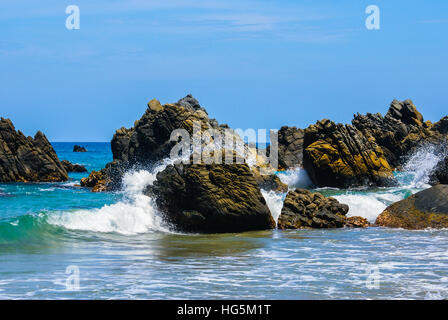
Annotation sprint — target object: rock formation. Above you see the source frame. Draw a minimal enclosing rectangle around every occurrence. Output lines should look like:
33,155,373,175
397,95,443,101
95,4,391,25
277,189,349,229
303,119,394,188
376,184,448,229
0,118,68,182
276,126,304,170
80,168,109,192
86,95,279,192
146,158,275,233
352,99,446,168
430,156,448,185
73,145,87,152
345,216,370,228
61,160,87,173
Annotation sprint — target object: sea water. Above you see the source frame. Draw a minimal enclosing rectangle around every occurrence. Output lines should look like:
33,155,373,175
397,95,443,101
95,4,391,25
0,143,447,299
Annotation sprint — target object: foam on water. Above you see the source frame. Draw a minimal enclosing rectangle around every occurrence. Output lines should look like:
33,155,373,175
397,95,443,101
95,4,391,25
47,160,176,235
261,190,285,224
333,193,402,223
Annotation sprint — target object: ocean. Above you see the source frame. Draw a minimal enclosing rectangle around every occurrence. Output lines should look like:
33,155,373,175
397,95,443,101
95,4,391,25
0,142,447,299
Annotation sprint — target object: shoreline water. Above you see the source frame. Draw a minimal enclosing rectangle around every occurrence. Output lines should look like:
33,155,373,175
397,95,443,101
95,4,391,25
0,142,447,299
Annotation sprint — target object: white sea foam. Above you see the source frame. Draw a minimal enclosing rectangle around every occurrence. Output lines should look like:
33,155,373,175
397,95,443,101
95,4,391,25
333,193,403,223
261,190,285,224
48,160,177,235
399,143,447,189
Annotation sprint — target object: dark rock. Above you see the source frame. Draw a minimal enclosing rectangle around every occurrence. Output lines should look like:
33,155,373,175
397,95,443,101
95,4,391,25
303,119,394,188
345,216,370,228
73,145,87,152
276,126,304,170
430,157,448,184
0,118,68,182
277,189,349,229
432,116,448,135
61,160,87,173
376,184,448,229
147,159,275,233
352,99,445,168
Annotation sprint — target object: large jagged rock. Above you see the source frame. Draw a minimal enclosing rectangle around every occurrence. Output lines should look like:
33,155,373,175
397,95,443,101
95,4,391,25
352,99,446,168
111,95,219,164
276,126,304,170
0,118,68,182
86,95,278,192
146,160,276,233
376,184,448,229
303,119,394,188
277,188,349,229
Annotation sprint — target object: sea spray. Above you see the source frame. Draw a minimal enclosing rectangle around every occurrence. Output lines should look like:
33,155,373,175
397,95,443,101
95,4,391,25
277,167,313,189
398,143,447,189
47,159,177,235
261,190,285,224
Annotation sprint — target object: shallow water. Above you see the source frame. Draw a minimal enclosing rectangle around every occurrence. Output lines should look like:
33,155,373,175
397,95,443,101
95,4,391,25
0,143,447,299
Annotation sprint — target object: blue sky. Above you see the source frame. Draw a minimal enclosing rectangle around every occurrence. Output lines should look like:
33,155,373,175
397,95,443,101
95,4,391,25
0,0,447,141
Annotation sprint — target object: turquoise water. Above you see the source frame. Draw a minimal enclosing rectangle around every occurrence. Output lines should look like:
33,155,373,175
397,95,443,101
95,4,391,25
0,143,447,299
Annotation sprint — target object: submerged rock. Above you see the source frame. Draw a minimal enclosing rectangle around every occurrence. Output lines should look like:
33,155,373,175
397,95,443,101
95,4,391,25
303,119,394,188
277,189,349,229
345,216,370,228
147,159,275,233
376,184,448,229
0,118,68,182
61,160,87,173
73,145,87,152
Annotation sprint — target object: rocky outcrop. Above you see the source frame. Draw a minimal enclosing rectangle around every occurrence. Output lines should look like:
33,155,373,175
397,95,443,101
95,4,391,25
276,126,304,170
111,95,218,165
345,216,370,228
303,119,394,188
61,160,87,173
277,189,349,229
0,118,68,182
352,99,446,168
430,157,448,184
80,168,109,192
376,184,448,229
73,145,87,152
146,159,275,233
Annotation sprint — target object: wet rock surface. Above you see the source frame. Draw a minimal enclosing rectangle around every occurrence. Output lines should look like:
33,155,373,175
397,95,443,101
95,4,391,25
303,119,394,188
376,184,448,229
277,189,349,229
345,216,370,228
146,161,276,233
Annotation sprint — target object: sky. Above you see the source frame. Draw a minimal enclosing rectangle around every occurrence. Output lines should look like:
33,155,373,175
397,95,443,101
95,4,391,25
0,0,447,141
